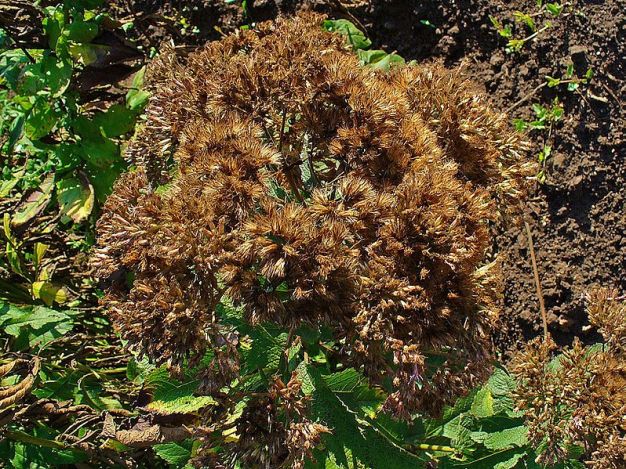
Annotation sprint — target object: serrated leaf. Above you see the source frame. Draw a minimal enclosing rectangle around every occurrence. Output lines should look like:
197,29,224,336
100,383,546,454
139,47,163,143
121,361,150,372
241,324,288,373
144,367,216,415
471,387,494,418
301,365,425,469
0,302,74,349
323,19,371,50
154,440,193,467
470,426,528,450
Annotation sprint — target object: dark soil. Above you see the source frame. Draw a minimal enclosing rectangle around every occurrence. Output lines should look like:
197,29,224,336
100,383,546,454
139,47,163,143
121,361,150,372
109,0,625,350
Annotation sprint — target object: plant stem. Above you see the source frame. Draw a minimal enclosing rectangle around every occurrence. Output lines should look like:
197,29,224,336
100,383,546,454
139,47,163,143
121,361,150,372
525,221,548,339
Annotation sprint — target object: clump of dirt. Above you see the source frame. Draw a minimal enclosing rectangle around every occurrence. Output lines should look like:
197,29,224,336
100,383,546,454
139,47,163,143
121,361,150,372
108,0,625,350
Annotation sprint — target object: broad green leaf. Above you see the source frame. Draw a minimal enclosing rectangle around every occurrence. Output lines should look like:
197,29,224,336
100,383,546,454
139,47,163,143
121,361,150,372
57,176,95,223
471,387,494,418
79,377,123,411
357,50,405,70
68,43,109,65
94,104,136,137
240,324,288,373
85,160,126,202
301,365,426,469
470,426,528,450
0,302,74,349
24,99,59,140
43,7,65,50
79,135,120,167
154,440,193,467
144,367,217,415
41,55,72,97
323,19,372,50
65,20,99,43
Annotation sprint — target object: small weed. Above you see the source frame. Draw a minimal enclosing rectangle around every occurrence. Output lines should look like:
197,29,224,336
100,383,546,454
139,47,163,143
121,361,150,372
491,2,565,53
546,63,593,91
514,99,563,182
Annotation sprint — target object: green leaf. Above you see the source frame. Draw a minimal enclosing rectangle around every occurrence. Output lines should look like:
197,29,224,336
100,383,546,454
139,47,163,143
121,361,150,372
546,3,563,16
144,367,217,415
301,365,425,469
471,387,494,418
357,50,405,71
323,19,372,50
41,54,72,97
94,104,137,138
241,324,288,373
0,302,74,349
545,76,560,87
470,426,528,450
57,175,95,223
65,20,99,43
79,377,123,411
85,160,125,203
126,67,150,111
24,99,59,140
154,440,193,467
43,7,65,50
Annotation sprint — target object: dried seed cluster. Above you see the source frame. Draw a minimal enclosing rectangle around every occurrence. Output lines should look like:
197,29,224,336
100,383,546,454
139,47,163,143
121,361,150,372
511,289,626,468
93,14,533,417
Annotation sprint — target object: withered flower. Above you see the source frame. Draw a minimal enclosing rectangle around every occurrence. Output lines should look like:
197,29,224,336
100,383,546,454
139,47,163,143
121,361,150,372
511,290,626,468
93,13,532,420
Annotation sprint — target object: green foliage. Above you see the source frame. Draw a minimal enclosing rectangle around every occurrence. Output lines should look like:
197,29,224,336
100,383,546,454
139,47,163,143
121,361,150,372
323,19,404,71
490,3,563,53
513,98,563,183
143,366,217,415
0,1,147,208
0,301,74,350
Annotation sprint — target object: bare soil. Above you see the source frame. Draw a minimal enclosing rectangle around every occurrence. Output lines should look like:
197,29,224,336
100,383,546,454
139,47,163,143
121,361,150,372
109,0,626,350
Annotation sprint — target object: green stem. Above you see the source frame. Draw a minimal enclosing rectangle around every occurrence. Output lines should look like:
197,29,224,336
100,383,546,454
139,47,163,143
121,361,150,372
4,430,67,450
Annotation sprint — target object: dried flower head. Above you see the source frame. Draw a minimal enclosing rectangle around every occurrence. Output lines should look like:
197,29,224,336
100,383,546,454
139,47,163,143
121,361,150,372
511,290,626,467
93,13,533,417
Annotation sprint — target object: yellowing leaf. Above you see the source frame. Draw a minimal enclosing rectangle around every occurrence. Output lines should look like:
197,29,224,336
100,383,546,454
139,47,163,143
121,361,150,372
31,281,68,306
12,174,55,227
57,175,94,223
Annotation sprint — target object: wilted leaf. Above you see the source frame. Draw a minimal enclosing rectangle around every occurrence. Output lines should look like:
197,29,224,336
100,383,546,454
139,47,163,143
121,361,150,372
31,281,68,306
57,175,95,223
12,174,55,227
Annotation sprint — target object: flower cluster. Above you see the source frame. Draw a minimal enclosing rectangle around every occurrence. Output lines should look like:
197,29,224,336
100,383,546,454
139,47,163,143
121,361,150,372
92,13,533,418
511,289,625,468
